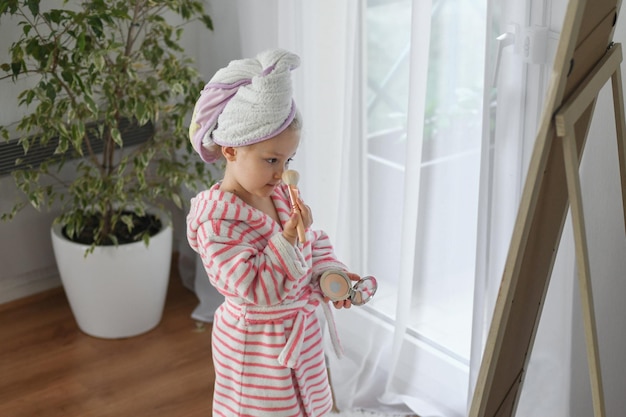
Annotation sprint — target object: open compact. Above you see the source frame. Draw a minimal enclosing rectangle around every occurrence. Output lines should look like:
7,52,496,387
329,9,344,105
319,270,378,306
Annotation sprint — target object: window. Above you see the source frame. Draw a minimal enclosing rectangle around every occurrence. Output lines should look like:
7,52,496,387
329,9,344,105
324,0,560,413
365,0,487,364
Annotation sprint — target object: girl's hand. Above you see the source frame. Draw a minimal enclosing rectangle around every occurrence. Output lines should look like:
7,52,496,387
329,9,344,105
327,272,361,309
282,197,313,246
282,212,301,246
296,197,313,230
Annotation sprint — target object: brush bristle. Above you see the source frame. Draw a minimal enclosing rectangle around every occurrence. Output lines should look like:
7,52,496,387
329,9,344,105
282,170,300,185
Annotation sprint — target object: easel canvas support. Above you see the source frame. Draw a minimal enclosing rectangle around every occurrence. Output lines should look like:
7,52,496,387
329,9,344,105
469,0,625,416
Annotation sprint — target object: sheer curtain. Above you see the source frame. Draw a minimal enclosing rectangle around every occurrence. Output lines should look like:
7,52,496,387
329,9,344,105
325,0,453,415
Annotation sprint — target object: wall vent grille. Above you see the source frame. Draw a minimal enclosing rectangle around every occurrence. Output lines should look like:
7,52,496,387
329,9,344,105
0,118,154,176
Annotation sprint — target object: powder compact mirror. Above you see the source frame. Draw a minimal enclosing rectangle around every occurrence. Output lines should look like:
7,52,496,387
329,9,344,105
319,270,378,306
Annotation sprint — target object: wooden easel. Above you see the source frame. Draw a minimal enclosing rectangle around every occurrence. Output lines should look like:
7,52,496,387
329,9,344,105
469,0,626,416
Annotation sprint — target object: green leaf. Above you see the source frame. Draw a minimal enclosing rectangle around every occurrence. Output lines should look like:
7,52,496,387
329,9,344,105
11,61,22,77
77,32,86,51
87,16,103,37
110,127,122,147
142,233,150,247
61,69,73,83
25,0,39,17
200,14,214,31
45,82,56,101
46,9,63,24
93,54,105,71
108,234,119,246
85,95,97,115
120,214,134,231
71,122,85,154
55,135,69,154
17,136,30,154
136,101,147,125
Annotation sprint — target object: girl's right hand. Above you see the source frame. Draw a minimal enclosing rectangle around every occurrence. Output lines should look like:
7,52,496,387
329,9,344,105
296,197,313,230
283,198,313,245
282,212,301,246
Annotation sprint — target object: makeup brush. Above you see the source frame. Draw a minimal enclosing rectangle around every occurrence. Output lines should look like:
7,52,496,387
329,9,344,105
282,169,307,243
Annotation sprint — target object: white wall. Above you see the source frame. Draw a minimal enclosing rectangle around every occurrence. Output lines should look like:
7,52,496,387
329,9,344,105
0,0,240,304
0,7,64,302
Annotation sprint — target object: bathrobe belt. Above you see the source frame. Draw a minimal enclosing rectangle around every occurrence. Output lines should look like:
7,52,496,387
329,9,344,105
225,291,343,369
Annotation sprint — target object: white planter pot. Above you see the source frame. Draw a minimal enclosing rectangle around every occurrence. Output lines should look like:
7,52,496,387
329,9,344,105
50,210,173,339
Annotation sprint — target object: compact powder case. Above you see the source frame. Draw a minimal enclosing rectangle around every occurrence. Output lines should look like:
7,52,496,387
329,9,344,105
319,270,378,306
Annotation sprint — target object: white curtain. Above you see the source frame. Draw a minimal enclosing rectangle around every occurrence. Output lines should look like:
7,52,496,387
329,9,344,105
324,0,450,415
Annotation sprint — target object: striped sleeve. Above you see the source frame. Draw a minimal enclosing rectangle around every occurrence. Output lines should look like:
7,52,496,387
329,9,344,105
197,220,309,306
309,229,348,278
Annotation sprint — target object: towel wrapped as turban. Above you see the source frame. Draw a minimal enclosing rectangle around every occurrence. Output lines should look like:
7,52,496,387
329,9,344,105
189,49,300,163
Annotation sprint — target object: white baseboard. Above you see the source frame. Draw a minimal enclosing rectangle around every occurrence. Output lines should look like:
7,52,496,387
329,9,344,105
0,266,61,305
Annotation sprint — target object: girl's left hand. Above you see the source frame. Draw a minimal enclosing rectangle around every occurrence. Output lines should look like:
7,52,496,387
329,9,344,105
327,272,361,309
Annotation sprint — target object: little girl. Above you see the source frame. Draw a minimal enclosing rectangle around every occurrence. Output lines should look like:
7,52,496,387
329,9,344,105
186,49,359,417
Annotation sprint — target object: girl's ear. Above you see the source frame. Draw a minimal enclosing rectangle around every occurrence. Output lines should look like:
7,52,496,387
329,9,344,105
222,146,237,161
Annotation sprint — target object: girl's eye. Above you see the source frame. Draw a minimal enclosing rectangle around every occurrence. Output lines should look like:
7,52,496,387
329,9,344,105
265,157,293,165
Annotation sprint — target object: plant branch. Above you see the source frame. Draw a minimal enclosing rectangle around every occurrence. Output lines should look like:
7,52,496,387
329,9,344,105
1,0,215,247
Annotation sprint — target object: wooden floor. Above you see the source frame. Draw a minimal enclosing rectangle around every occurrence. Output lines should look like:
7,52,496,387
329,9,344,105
0,256,215,417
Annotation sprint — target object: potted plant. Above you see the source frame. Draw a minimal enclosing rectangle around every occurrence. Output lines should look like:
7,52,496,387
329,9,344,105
0,0,215,338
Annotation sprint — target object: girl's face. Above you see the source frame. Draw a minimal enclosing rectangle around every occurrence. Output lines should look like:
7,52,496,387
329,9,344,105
222,127,300,202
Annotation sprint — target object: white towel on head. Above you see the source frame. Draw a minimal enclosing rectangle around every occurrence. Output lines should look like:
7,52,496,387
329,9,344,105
188,49,300,163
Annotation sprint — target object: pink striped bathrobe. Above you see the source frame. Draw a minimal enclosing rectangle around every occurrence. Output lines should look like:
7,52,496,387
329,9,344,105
187,183,346,417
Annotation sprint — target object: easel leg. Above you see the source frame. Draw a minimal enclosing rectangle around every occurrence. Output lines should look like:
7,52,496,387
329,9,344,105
561,132,606,417
610,67,626,231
